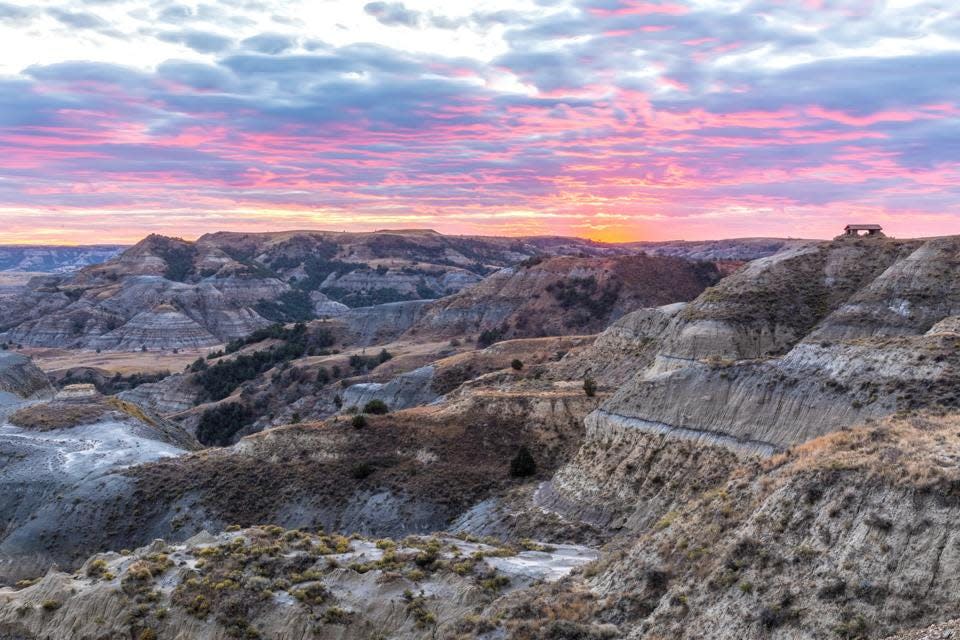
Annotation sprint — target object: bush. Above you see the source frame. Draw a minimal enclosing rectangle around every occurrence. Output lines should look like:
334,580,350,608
196,403,254,447
351,414,368,429
350,462,374,479
583,377,597,397
254,290,315,322
511,359,523,371
363,400,389,415
478,324,508,348
509,446,536,478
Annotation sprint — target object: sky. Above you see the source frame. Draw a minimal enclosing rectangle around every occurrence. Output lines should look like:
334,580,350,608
0,0,958,244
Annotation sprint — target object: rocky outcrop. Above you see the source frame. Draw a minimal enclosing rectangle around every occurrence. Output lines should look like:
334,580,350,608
552,302,686,386
0,395,198,581
341,366,439,412
341,300,433,345
0,352,51,401
320,266,482,301
118,373,199,415
310,291,349,317
588,415,960,640
89,306,219,351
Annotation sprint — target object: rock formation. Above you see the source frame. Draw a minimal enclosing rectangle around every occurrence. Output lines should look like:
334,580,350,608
410,254,722,341
0,352,52,401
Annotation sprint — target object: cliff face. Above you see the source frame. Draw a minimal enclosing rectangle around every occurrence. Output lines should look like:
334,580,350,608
0,353,51,401
586,415,960,640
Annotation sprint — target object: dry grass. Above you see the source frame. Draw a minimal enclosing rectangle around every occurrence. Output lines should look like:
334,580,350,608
9,401,110,430
767,413,960,492
23,347,214,376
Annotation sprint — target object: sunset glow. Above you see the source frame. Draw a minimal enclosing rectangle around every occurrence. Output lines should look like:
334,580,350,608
1,0,959,243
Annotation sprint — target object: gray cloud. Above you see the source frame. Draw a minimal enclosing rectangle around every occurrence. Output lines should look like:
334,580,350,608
156,29,234,53
241,33,297,54
364,1,421,28
48,7,109,29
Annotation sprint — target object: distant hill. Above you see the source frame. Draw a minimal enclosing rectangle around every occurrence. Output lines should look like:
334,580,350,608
0,230,795,351
409,254,723,341
0,245,125,273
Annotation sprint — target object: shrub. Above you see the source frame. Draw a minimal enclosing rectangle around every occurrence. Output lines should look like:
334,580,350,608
41,599,61,612
583,378,597,397
509,446,537,478
478,324,508,348
350,462,374,479
322,607,353,625
254,290,315,322
196,403,254,447
363,400,389,415
351,414,368,429
511,359,523,371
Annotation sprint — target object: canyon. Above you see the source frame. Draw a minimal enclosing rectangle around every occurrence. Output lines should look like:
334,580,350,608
0,230,959,639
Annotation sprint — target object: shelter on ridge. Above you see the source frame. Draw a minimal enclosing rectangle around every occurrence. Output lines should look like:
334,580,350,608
843,224,883,237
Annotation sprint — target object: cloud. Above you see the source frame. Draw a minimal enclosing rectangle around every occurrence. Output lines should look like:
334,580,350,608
154,29,234,53
48,7,109,30
0,2,35,23
241,33,297,54
364,1,421,28
1,0,960,242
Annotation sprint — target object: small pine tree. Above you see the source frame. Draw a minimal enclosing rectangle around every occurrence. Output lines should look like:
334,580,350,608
583,377,597,397
363,399,389,415
509,446,536,478
511,359,523,371
351,414,368,429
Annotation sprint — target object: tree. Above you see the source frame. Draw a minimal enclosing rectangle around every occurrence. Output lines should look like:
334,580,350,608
363,399,389,415
351,414,368,428
509,446,536,478
583,377,597,397
511,359,524,371
316,367,330,385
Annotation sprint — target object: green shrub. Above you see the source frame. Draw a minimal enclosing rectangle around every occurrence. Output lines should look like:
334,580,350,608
511,359,523,371
363,400,389,415
351,414,368,429
196,403,254,447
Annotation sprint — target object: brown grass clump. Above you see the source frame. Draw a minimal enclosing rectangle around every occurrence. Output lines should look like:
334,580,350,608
8,401,109,430
767,413,960,493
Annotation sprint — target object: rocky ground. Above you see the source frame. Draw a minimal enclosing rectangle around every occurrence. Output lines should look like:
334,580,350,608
0,525,597,640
